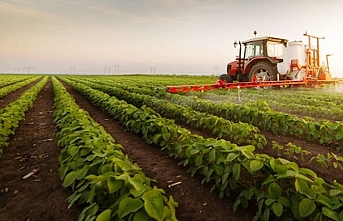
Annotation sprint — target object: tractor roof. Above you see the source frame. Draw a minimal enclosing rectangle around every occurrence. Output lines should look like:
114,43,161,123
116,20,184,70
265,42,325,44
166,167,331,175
242,36,289,44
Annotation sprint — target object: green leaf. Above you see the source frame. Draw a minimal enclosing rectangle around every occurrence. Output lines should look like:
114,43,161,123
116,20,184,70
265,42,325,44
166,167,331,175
163,133,171,141
118,197,144,219
69,145,80,157
166,195,178,221
269,182,281,199
76,166,89,180
129,179,146,197
133,210,149,221
233,163,241,181
265,199,276,206
272,202,283,217
299,198,315,217
107,177,123,194
250,160,263,172
329,189,342,196
299,168,317,178
291,196,301,219
322,207,339,221
96,209,111,221
63,171,77,187
208,149,216,162
142,190,164,220
233,199,241,212
67,193,82,209
195,154,203,167
339,211,343,221
278,197,290,207
226,152,239,162
295,179,315,199
242,148,254,159
263,208,270,221
336,133,343,140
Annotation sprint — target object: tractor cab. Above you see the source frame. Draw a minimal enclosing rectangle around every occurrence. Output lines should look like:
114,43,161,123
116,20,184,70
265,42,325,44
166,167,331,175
223,36,288,83
242,36,288,62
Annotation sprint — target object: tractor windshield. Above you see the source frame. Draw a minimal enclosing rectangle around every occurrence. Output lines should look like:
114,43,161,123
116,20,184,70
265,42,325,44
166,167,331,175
245,40,264,60
266,41,285,59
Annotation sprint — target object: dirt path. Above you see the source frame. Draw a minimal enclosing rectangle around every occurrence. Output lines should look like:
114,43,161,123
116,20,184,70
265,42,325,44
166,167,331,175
62,81,255,221
0,78,81,221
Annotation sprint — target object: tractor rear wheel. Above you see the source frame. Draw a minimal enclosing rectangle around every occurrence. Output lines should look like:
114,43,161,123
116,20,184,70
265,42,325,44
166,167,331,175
249,61,277,82
219,74,233,83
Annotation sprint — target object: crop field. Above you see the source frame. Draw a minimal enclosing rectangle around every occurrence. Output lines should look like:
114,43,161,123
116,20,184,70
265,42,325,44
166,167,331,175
1,74,343,221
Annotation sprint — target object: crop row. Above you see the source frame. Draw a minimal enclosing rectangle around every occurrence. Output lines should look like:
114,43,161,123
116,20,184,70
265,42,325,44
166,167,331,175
51,77,177,221
71,78,343,121
161,93,343,150
195,90,343,121
64,77,267,148
0,75,35,88
265,99,343,121
92,79,343,149
64,76,343,150
0,76,47,158
67,78,343,177
0,76,40,98
62,76,343,221
206,85,343,107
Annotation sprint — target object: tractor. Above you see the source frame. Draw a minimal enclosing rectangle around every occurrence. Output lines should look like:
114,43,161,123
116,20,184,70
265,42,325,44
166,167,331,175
166,32,337,93
219,31,333,83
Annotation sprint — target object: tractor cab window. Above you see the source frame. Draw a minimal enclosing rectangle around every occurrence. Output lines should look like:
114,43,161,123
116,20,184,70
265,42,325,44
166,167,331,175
254,41,263,57
267,41,285,58
245,40,264,60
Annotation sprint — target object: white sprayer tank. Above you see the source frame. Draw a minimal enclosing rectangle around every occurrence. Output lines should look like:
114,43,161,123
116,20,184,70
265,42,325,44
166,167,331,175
285,41,305,64
277,40,305,80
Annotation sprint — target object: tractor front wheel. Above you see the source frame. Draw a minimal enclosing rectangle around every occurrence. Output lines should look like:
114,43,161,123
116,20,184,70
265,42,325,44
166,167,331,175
249,62,277,82
219,74,233,83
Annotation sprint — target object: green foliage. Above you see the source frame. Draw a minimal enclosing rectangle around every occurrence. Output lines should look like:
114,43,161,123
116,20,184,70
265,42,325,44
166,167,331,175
161,92,343,150
60,76,343,221
0,76,47,158
310,152,343,172
63,76,267,148
52,77,177,221
0,76,39,98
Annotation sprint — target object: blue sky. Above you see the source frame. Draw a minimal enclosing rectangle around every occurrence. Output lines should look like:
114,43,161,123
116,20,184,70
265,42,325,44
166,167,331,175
1,0,342,77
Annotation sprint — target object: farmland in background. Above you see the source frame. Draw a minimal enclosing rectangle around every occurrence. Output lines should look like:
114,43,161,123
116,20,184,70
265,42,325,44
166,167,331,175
1,74,343,221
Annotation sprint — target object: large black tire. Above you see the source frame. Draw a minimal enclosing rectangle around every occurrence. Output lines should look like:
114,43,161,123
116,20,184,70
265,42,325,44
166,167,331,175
219,74,233,83
237,74,249,82
249,61,277,82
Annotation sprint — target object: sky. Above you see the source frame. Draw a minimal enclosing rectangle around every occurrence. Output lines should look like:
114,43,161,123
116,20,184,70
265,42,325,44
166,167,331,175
1,0,343,77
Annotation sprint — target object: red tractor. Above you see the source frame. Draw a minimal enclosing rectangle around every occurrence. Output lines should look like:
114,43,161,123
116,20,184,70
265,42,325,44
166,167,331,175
219,32,332,83
220,36,289,83
166,32,337,93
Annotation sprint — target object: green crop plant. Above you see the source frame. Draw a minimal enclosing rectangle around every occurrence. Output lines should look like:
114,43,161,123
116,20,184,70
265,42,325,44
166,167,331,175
271,141,284,157
52,77,177,221
0,76,47,158
64,76,267,148
0,76,40,98
160,92,343,150
310,153,343,173
61,76,343,221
